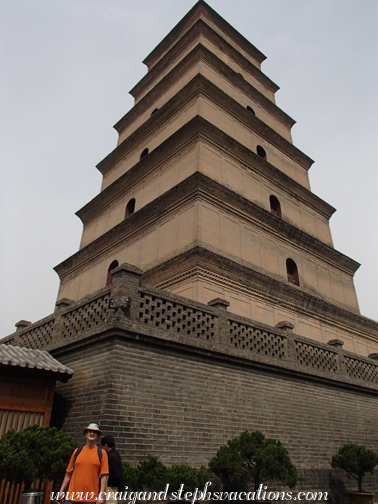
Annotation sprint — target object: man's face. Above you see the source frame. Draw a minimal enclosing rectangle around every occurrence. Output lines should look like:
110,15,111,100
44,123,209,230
85,429,99,442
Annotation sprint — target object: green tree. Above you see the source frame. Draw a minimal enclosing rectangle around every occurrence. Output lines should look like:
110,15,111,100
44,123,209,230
0,424,77,490
209,430,297,491
331,443,378,493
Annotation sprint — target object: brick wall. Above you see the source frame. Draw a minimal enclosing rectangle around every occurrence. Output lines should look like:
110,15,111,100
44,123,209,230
54,334,378,499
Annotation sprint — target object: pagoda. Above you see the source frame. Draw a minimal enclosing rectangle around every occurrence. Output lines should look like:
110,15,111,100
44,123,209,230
53,2,374,356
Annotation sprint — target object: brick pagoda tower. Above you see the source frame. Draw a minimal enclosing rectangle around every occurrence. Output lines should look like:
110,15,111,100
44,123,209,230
54,2,373,355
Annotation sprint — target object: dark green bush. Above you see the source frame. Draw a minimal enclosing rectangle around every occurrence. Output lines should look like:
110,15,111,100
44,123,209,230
122,461,142,491
122,454,209,494
137,454,169,492
166,463,208,493
0,424,77,490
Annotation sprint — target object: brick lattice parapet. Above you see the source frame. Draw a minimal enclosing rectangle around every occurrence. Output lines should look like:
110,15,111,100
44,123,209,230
3,261,378,392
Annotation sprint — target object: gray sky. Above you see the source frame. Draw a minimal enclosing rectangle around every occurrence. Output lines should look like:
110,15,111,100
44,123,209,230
1,0,377,337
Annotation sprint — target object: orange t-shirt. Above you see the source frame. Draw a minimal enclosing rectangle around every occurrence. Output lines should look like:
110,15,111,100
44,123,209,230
65,446,109,502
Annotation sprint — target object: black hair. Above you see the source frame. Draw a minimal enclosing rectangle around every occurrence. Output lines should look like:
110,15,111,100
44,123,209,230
101,434,115,448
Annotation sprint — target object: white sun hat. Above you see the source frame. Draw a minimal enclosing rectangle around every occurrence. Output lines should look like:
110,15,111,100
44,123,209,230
83,422,102,436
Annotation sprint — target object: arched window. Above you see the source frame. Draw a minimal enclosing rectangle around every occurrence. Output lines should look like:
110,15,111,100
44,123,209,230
106,260,119,286
125,198,136,218
140,148,149,160
270,195,281,218
257,145,267,160
286,258,299,286
246,105,255,115
151,108,159,116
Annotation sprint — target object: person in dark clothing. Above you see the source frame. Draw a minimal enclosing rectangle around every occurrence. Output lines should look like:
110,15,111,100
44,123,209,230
101,435,123,502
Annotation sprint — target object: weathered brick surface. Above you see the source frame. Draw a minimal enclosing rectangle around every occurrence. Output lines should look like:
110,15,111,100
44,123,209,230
54,333,378,500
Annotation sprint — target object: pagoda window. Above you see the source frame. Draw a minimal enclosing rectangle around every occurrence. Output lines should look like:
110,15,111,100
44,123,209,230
140,148,149,159
106,260,119,286
286,259,299,286
246,105,255,115
125,198,136,218
270,195,282,218
257,145,267,159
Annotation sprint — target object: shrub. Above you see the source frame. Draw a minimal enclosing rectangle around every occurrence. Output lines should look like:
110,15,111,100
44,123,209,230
137,454,169,492
122,461,142,491
209,430,297,491
122,454,209,495
0,424,77,490
166,463,208,493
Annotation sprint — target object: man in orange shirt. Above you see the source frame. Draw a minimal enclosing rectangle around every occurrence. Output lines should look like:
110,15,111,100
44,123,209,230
56,423,109,504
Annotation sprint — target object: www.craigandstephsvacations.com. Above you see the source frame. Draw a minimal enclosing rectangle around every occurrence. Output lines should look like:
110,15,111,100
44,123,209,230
52,482,329,502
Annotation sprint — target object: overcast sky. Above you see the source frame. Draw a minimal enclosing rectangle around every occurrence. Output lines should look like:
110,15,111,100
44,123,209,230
1,0,377,338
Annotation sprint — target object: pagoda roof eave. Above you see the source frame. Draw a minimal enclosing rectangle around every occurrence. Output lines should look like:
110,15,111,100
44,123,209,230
114,44,294,136
130,18,278,102
143,0,266,72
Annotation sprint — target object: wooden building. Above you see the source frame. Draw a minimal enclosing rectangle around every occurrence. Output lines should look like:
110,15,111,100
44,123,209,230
0,343,73,504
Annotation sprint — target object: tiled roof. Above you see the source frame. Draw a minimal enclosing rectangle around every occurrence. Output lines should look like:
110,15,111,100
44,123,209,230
0,344,74,380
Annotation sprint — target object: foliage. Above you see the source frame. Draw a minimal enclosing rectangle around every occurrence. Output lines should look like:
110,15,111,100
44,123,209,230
122,461,143,491
123,454,209,494
137,454,169,492
209,430,297,490
166,463,208,493
0,424,77,490
331,443,378,493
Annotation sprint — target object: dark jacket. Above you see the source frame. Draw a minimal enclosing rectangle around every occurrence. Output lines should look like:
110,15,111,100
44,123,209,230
107,448,123,492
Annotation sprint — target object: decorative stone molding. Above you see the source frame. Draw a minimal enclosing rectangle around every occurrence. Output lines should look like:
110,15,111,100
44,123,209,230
15,320,31,332
55,298,75,312
327,339,345,349
275,321,295,334
208,298,230,309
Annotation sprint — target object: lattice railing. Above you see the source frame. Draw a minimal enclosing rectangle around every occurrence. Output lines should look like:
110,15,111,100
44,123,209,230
3,290,112,350
139,291,215,340
60,292,111,339
3,263,378,390
2,336,16,346
18,318,55,350
295,340,339,373
345,356,378,383
229,320,286,359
